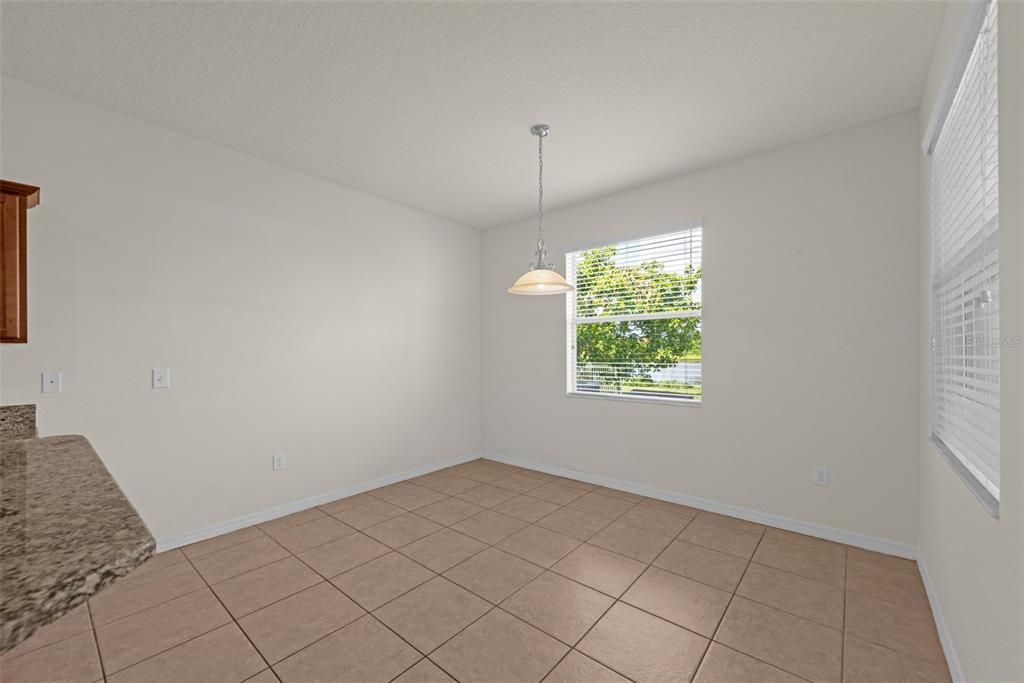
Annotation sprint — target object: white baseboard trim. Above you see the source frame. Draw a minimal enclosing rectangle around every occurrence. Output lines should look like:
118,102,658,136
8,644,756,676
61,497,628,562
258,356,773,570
917,553,964,683
155,451,483,552
482,451,918,560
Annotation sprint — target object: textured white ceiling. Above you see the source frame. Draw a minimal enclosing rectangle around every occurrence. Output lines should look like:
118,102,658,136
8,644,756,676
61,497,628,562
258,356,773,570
1,1,944,228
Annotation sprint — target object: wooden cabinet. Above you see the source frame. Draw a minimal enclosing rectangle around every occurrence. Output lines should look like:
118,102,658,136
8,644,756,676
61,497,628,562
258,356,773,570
1,180,40,343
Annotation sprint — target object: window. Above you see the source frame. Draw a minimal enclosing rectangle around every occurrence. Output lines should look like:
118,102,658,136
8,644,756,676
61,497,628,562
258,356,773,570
566,226,702,404
930,0,999,513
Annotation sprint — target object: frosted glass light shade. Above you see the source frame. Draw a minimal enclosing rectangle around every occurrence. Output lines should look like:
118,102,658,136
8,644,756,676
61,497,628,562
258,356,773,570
508,268,574,295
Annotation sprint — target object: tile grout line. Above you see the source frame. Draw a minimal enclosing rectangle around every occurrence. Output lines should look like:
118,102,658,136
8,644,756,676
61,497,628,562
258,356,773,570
253,468,556,677
78,482,836,681
87,594,235,677
288,465,934,677
716,579,844,634
106,487,710,679
181,525,273,562
714,534,837,681
179,549,275,678
244,530,440,675
644,511,719,682
310,480,755,611
243,669,279,683
182,467,862,678
402,479,645,682
91,583,210,631
843,585,934,614
704,527,846,683
599,573,837,675
840,633,951,669
3,573,207,669
362,469,570,680
538,496,651,682
841,544,849,683
0,607,96,666
221,479,546,677
708,641,818,683
91,553,276,678
101,553,354,642
12,469,600,677
704,524,765,677
101,519,900,682
541,498,693,683
40,461,937,683
84,600,108,683
101,532,330,631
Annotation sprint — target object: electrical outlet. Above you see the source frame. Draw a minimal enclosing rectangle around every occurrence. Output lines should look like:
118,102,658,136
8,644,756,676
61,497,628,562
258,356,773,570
272,453,287,471
152,368,171,389
812,466,829,486
506,421,515,433
41,372,62,393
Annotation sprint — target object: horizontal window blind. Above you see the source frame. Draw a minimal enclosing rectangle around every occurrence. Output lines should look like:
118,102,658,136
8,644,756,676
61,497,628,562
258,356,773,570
567,227,702,403
930,0,999,506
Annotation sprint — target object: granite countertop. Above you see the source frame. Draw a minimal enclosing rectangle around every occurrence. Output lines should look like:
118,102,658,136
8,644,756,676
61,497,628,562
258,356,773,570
0,434,155,652
0,405,37,441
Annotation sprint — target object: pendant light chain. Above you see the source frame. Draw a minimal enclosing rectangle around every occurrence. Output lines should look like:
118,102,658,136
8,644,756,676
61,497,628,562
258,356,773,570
537,130,544,246
533,125,549,270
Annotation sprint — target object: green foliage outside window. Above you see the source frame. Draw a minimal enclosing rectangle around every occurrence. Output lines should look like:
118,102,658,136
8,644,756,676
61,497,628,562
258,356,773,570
575,245,702,398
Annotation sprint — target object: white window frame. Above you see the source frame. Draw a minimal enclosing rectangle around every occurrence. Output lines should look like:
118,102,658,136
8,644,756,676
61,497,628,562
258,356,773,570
927,0,1000,517
565,224,703,407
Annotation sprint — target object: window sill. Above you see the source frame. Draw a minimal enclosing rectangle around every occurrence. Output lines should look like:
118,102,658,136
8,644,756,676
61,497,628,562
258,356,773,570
566,391,702,407
931,434,999,518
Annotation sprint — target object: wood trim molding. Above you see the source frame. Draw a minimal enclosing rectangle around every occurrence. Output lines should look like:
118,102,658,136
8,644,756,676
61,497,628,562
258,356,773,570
0,180,40,209
1,179,39,343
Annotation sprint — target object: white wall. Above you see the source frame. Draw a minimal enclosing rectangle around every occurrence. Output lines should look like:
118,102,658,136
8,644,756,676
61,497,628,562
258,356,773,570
0,78,482,543
482,112,921,548
915,2,1024,680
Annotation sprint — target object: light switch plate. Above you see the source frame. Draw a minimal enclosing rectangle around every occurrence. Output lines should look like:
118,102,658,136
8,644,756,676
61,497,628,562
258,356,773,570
41,372,62,393
152,368,171,389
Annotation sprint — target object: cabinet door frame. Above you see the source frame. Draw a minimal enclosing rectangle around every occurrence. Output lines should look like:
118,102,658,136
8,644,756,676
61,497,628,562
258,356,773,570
1,180,40,344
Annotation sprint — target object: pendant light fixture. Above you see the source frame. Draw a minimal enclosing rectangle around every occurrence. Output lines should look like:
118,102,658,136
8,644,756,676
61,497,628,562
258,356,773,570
508,124,573,295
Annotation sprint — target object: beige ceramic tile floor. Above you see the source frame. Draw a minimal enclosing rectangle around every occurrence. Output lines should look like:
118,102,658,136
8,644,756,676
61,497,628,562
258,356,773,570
0,459,951,683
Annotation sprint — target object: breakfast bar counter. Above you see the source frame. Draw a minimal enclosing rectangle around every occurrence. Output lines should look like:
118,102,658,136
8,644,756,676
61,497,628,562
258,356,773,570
0,430,154,652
